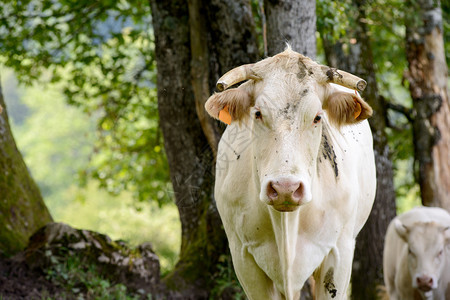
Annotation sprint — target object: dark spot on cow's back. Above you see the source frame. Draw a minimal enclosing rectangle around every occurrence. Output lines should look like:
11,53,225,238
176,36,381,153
324,267,337,298
321,127,339,178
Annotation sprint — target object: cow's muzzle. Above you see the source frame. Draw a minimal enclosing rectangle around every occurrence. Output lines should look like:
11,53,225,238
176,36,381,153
415,275,435,292
264,178,310,212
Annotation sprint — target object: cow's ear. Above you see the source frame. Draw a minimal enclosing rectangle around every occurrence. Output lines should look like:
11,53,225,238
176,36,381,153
205,87,253,124
394,219,409,241
324,91,372,128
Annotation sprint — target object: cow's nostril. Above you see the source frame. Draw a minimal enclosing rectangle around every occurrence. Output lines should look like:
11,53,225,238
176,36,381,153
293,182,304,202
416,276,434,291
267,182,278,200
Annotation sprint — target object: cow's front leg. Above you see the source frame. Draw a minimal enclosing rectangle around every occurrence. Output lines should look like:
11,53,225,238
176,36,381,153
314,237,355,299
231,245,284,300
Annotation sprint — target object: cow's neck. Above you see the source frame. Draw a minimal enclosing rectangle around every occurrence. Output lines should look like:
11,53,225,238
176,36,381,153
268,209,301,299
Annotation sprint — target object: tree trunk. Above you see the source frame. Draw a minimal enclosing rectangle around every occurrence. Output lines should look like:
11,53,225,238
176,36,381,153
349,1,397,299
149,0,258,297
188,0,259,155
405,0,450,210
263,2,316,299
263,0,316,58
0,81,53,257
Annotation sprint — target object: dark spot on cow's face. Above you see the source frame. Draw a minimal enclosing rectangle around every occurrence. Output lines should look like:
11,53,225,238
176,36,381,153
326,69,334,82
326,68,343,83
320,127,339,178
297,59,308,80
281,103,291,116
324,267,337,298
297,68,307,80
301,89,309,96
279,101,300,122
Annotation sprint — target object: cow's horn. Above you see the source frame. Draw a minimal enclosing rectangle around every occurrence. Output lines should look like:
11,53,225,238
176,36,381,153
216,64,257,91
320,66,367,92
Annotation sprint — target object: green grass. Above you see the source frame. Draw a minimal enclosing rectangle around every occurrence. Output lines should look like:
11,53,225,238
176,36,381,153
44,255,146,299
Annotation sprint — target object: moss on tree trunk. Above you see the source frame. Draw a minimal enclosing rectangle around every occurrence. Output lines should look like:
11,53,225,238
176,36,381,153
0,81,52,257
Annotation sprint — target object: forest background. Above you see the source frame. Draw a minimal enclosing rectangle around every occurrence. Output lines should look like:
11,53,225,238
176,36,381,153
0,0,448,299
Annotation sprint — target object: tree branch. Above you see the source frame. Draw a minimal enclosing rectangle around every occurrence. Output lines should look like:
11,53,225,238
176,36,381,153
386,101,414,123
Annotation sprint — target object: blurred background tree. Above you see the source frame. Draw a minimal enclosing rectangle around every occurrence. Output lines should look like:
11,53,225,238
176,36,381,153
404,0,450,210
0,77,52,257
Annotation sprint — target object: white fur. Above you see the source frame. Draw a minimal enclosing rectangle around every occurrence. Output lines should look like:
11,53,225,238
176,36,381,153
214,73,376,299
383,206,450,300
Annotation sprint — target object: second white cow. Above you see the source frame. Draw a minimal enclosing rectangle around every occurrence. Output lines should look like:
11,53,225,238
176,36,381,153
383,206,450,300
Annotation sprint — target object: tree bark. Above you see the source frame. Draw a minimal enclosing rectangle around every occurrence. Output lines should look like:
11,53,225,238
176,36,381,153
264,0,316,57
0,81,53,257
348,1,397,299
149,0,258,297
188,0,258,155
150,2,220,297
405,0,450,209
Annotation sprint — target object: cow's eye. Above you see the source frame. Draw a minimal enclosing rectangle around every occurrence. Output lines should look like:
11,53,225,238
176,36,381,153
255,110,262,119
313,114,322,124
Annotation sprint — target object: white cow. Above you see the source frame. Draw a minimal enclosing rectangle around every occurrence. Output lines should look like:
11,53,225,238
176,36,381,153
383,206,450,300
205,48,376,299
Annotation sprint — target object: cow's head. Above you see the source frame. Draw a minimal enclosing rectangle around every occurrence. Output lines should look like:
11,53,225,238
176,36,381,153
395,220,450,292
205,48,372,212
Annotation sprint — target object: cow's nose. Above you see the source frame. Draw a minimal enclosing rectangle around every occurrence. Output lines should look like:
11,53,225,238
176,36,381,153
266,180,305,211
416,275,433,292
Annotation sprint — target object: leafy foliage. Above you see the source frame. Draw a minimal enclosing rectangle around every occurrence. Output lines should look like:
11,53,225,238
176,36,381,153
316,0,352,43
443,0,450,65
2,70,180,273
210,255,245,300
0,0,171,204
